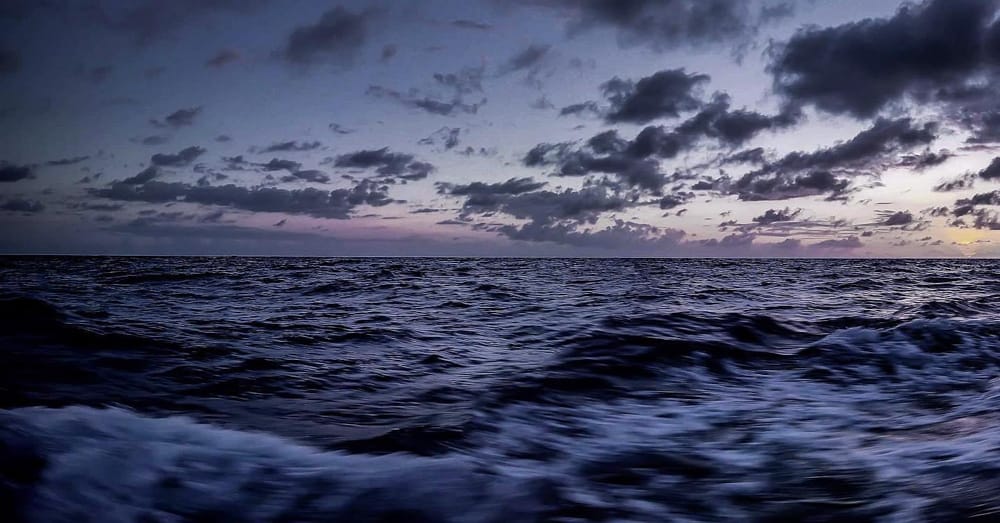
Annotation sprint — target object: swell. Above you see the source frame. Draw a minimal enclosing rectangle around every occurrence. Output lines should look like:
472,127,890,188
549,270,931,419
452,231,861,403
487,311,1000,405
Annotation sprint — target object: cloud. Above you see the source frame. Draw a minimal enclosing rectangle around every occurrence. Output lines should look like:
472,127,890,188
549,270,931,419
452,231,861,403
332,148,434,180
933,174,976,192
813,236,864,249
437,177,547,197
258,158,301,172
524,97,800,194
329,123,354,134
602,69,709,123
282,6,374,65
495,219,685,249
559,101,601,118
0,163,33,182
367,66,487,116
454,185,636,223
418,127,461,150
978,157,1000,180
252,140,322,153
150,146,206,167
452,19,492,30
753,207,801,225
517,0,794,52
733,117,937,200
1,198,44,213
897,150,952,170
120,166,161,185
769,0,1000,118
498,44,551,75
206,49,240,68
366,85,485,116
281,169,330,183
879,210,914,226
151,107,202,128
90,178,392,220
45,156,90,166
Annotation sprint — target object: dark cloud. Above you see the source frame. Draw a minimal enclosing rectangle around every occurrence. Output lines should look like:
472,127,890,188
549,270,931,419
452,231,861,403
934,173,977,192
965,111,1000,144
672,93,801,146
897,150,952,170
559,101,601,118
253,140,322,153
456,186,636,224
437,177,547,197
0,163,33,182
281,170,330,183
498,44,550,74
495,219,685,249
259,158,302,172
518,0,794,52
366,85,485,116
769,0,1000,118
368,65,486,116
215,135,232,143
1,198,44,213
602,69,709,123
733,118,937,200
333,148,434,180
977,157,1000,179
525,97,800,194
433,66,485,95
206,49,240,68
221,155,253,171
152,107,202,128
329,123,354,135
282,6,373,65
150,146,206,167
950,190,1000,229
658,192,693,209
753,207,801,225
418,127,461,150
879,210,914,226
90,178,392,220
737,170,851,201
452,19,492,30
120,166,160,185
45,156,89,166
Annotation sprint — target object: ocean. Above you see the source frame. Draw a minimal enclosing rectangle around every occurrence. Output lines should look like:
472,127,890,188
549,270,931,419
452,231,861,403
1,257,999,521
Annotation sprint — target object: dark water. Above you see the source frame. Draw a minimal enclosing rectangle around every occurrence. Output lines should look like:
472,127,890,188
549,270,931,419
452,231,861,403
1,257,999,522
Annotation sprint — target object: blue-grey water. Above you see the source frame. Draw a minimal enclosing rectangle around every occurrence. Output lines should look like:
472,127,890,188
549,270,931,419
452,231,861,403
1,257,999,522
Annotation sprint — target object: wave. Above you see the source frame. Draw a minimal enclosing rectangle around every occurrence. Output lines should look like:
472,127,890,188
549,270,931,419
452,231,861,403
0,406,538,523
489,313,1000,404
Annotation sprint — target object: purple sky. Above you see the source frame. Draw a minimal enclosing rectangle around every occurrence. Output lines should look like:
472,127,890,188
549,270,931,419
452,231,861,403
1,0,999,256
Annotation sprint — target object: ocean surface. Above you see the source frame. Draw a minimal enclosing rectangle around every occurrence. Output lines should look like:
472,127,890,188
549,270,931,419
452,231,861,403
1,257,999,522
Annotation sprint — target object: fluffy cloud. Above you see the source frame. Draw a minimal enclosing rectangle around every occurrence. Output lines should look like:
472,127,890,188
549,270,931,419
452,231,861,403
90,178,392,219
769,0,1000,118
0,163,33,182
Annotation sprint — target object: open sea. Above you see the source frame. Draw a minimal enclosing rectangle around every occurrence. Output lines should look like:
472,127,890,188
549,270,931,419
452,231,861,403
1,257,999,522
